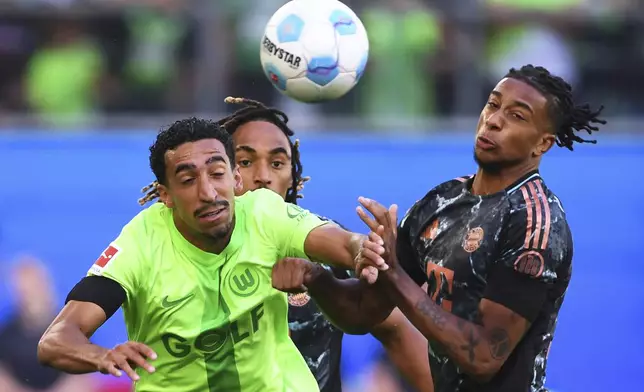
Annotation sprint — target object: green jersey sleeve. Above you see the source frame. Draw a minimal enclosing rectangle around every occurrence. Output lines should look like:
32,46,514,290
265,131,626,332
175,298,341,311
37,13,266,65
87,215,147,301
249,188,328,259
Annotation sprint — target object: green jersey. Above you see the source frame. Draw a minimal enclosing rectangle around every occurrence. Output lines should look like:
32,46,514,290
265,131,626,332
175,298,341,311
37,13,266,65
88,189,327,392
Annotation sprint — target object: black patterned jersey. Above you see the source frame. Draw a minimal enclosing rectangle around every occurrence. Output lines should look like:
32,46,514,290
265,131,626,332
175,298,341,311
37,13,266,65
397,171,573,392
288,216,350,392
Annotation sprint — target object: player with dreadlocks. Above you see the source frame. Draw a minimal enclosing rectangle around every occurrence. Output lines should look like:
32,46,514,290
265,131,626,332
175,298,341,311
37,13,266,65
140,97,433,392
271,64,606,392
39,115,390,392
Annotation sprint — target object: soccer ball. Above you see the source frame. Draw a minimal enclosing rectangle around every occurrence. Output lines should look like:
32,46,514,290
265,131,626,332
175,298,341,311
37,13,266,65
260,0,369,103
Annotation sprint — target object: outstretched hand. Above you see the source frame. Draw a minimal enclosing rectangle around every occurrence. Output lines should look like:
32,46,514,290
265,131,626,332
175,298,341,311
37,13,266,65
355,197,399,281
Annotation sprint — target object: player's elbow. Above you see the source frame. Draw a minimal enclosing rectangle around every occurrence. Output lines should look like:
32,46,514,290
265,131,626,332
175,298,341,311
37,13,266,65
37,324,69,369
369,318,400,345
328,316,374,335
329,311,387,335
369,308,419,347
37,333,55,367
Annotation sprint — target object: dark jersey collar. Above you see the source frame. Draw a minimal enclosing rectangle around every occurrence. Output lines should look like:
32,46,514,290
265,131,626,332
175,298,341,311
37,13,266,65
505,170,541,194
465,170,541,196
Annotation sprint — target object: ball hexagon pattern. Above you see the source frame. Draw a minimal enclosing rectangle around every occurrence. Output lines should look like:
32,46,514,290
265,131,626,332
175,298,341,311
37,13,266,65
306,56,339,87
276,14,305,43
261,0,369,102
329,9,356,35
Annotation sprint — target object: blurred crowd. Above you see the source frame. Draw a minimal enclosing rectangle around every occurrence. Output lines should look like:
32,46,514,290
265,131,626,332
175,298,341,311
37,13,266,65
0,3,641,392
0,0,642,129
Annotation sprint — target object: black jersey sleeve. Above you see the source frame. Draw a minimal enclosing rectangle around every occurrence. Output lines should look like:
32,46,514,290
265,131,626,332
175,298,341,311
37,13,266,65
65,276,127,319
483,192,573,323
396,205,427,286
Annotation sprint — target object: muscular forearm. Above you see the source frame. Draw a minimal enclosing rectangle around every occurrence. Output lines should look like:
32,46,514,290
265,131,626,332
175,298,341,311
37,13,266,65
328,232,365,270
38,320,107,374
381,267,500,381
306,265,394,335
305,224,366,270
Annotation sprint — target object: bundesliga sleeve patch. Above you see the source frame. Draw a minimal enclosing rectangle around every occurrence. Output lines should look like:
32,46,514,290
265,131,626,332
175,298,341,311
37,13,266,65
89,244,121,275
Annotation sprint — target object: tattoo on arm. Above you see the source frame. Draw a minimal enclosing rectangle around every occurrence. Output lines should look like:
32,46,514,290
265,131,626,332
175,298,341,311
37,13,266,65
415,298,447,330
488,328,511,360
457,318,480,364
414,297,513,366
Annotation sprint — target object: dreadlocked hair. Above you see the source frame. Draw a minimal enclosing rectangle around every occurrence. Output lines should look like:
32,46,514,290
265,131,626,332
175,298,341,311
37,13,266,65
139,180,159,206
217,96,309,204
505,64,606,151
138,117,235,206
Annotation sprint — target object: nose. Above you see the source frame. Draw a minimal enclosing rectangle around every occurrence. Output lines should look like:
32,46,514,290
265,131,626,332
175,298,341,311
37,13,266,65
197,175,217,202
485,110,503,131
253,163,272,187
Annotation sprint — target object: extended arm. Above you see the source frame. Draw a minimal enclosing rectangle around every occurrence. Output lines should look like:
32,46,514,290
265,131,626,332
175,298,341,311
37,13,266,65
304,263,395,334
272,258,433,390
354,197,554,382
37,277,123,373
303,223,365,270
380,265,535,382
38,300,111,373
38,276,156,381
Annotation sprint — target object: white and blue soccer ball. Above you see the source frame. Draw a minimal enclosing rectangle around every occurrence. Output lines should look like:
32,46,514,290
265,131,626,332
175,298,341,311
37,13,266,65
260,0,369,103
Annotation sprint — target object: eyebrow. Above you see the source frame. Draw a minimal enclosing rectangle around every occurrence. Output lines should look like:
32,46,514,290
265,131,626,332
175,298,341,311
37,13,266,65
490,90,534,114
236,145,256,154
269,147,290,157
236,145,291,157
174,155,227,175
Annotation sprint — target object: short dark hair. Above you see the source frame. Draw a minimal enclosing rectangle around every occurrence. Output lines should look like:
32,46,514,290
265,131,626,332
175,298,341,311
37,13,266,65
217,97,309,204
139,117,235,205
505,65,606,151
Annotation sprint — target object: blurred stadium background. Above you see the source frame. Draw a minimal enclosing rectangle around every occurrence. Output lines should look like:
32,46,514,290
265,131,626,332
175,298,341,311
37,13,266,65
0,0,643,391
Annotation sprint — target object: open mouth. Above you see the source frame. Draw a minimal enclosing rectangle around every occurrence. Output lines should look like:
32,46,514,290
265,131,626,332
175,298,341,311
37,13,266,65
476,136,496,149
197,206,227,222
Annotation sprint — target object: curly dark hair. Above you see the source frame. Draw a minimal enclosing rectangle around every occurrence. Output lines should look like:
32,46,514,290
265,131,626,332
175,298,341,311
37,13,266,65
505,65,606,151
139,117,235,205
216,96,309,204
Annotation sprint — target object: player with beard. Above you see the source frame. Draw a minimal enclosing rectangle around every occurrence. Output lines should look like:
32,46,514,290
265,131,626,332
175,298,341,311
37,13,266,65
38,118,385,392
139,97,433,392
271,65,605,392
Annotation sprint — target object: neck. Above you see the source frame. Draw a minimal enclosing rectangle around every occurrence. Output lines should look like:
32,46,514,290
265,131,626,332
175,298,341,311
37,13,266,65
173,214,234,254
471,161,538,196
